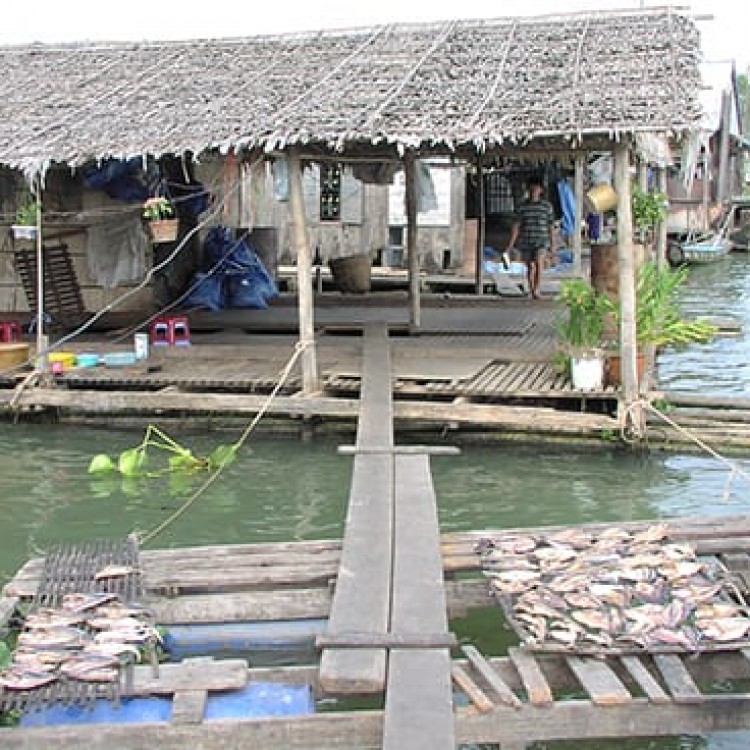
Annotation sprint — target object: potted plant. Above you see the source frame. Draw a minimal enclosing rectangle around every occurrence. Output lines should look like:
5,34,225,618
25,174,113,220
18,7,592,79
142,196,178,243
10,190,40,240
555,278,615,391
632,186,668,245
606,261,717,386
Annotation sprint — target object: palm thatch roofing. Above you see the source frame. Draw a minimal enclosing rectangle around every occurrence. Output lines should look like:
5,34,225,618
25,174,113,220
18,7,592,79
0,7,704,175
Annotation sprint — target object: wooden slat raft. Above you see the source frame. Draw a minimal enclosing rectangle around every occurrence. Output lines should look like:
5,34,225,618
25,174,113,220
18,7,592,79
6,515,750,747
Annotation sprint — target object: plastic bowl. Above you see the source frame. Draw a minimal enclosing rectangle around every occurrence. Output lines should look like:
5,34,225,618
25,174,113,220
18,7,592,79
75,353,100,368
102,352,137,367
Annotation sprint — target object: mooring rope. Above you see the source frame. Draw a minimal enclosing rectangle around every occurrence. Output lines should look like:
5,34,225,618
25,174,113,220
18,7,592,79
136,339,308,547
621,397,750,499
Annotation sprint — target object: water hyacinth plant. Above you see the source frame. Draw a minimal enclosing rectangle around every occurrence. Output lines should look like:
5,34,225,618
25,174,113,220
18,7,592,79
88,425,238,478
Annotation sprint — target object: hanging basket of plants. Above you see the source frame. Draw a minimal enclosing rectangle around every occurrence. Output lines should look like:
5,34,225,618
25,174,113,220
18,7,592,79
147,218,179,244
143,197,179,244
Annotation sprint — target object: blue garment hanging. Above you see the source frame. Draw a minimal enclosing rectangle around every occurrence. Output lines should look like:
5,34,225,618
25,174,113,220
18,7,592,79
556,179,576,240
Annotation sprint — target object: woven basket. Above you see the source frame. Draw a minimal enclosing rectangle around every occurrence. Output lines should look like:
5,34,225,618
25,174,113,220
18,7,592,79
147,218,179,244
329,254,372,293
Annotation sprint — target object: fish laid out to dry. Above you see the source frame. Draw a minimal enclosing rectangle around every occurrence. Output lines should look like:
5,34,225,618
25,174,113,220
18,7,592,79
0,668,58,691
476,523,750,653
0,592,157,692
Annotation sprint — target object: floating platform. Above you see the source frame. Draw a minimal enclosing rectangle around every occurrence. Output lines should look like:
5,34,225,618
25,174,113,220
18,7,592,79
4,514,750,748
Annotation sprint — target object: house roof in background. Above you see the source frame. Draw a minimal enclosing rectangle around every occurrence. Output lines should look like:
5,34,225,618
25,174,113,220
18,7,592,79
0,8,704,175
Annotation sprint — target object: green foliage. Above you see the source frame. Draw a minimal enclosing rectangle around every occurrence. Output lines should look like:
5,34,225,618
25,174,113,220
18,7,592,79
0,640,10,669
633,262,717,347
556,278,615,354
142,197,174,221
87,425,239,479
15,191,40,225
632,187,668,231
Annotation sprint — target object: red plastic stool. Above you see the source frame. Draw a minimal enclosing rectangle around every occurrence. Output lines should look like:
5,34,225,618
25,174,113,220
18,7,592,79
0,320,21,342
171,316,191,347
150,318,172,346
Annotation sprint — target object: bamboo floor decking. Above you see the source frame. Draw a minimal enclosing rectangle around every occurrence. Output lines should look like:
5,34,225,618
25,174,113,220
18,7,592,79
5,515,750,747
0,299,628,447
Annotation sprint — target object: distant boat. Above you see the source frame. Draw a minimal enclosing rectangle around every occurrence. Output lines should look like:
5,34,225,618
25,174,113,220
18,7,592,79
667,233,733,266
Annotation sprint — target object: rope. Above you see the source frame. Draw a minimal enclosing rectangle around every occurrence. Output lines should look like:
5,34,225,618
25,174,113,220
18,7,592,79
137,339,308,547
621,397,750,495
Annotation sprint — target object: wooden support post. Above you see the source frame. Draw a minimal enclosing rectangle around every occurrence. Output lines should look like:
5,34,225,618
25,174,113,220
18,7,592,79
573,153,585,276
404,152,421,331
613,141,642,433
288,149,319,394
656,166,668,270
475,155,486,295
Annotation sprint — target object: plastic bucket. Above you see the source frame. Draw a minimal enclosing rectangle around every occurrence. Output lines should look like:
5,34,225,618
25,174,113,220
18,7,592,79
571,355,604,391
585,183,618,214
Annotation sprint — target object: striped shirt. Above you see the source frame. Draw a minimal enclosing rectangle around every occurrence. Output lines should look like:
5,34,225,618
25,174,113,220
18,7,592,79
515,199,554,250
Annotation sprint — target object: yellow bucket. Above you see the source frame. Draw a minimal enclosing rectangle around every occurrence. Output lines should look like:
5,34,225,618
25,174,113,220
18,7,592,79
585,183,618,214
47,351,77,370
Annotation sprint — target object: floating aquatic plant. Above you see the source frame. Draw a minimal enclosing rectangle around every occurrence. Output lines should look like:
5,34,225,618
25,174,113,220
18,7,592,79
87,425,238,478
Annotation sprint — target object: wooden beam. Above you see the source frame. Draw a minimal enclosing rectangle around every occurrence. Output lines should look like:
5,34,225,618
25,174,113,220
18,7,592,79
613,140,641,422
462,644,523,709
452,664,494,713
384,452,455,750
319,323,393,694
475,155,486,294
404,152,421,329
652,654,702,704
620,655,671,705
565,656,632,706
507,646,553,707
288,148,319,393
573,152,585,275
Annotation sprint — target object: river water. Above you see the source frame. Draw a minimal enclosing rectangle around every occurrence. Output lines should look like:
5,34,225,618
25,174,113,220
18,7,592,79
1,256,750,748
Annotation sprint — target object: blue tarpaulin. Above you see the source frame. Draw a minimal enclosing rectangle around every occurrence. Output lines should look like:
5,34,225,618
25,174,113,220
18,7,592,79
183,226,278,310
20,682,314,726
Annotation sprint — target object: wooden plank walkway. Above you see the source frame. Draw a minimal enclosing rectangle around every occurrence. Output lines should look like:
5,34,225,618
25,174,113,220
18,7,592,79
383,453,455,750
319,323,394,694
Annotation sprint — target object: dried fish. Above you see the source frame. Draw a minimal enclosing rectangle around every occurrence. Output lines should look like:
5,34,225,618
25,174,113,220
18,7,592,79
570,609,612,631
564,592,603,609
17,626,87,651
697,617,750,642
94,564,135,581
60,657,119,683
632,523,669,544
24,608,86,630
62,592,119,612
0,668,58,690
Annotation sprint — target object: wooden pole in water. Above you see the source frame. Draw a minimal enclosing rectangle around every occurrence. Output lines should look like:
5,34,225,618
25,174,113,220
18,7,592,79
288,148,319,394
404,152,421,330
34,179,45,370
614,141,642,432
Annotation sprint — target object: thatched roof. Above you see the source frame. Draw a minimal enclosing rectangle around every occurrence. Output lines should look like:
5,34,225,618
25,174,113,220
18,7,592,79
0,8,704,175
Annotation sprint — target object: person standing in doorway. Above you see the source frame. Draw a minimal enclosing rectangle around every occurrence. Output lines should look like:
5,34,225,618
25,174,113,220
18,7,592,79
506,178,555,299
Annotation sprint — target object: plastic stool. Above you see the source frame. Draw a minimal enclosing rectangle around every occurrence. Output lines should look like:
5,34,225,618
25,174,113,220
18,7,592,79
150,318,172,346
0,320,21,342
171,316,191,347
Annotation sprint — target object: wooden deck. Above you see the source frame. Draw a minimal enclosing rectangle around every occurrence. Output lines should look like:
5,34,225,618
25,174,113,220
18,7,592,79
0,292,749,449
